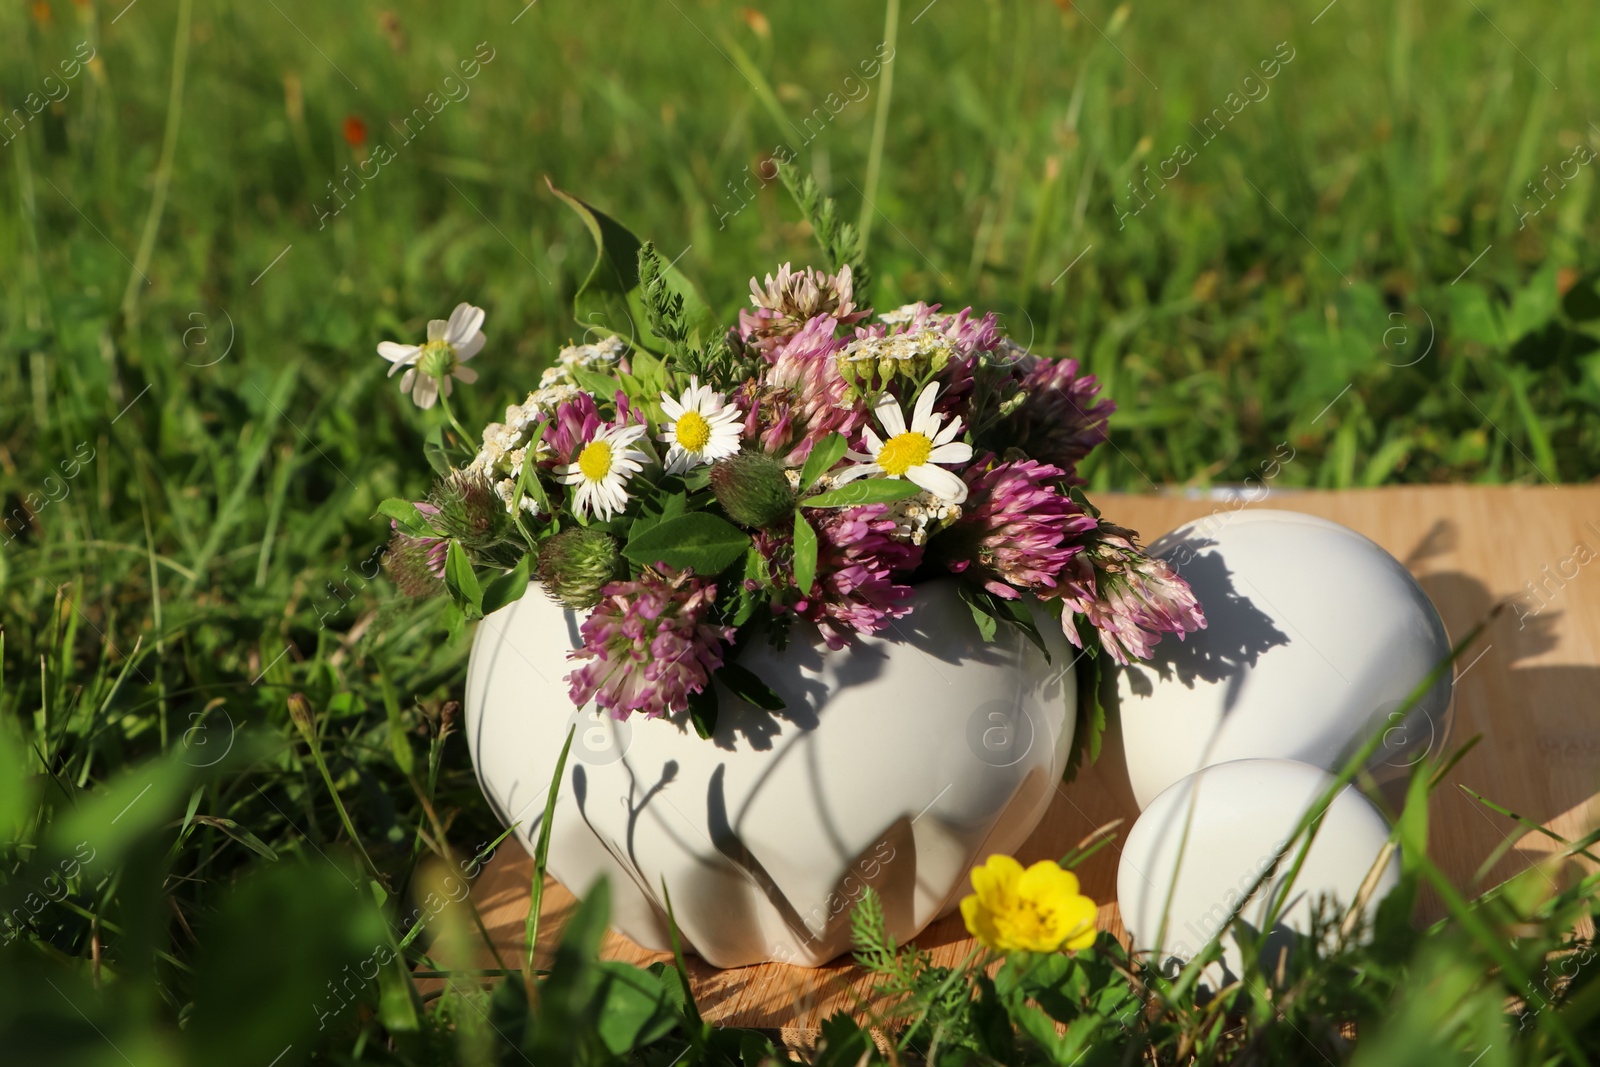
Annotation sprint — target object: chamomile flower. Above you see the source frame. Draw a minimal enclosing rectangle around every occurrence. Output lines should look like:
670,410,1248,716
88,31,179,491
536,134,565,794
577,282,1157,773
556,422,650,522
377,302,486,410
658,377,743,474
833,382,973,504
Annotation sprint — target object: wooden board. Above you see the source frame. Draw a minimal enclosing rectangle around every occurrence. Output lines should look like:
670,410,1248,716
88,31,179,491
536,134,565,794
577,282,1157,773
453,485,1600,1041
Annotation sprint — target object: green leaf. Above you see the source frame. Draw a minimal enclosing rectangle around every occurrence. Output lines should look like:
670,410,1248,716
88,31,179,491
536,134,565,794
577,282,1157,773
776,160,872,297
801,478,922,508
595,961,677,1055
958,583,999,642
443,601,468,643
376,956,422,1034
1063,619,1106,784
423,424,458,476
1562,271,1600,321
521,726,575,974
375,661,415,776
686,685,719,739
443,541,483,618
187,862,390,1061
995,595,1052,662
546,178,643,337
716,661,786,711
792,511,819,595
657,880,704,1031
529,875,610,1059
799,433,849,492
190,816,279,861
626,490,690,543
481,554,531,616
1443,283,1503,347
637,241,689,359
729,546,767,627
1503,262,1560,342
513,421,551,516
623,513,750,575
376,498,429,535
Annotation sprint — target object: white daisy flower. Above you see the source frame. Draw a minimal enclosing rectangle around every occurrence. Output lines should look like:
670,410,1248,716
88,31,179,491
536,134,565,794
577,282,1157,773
556,423,650,521
658,377,743,474
833,382,973,504
877,303,925,325
377,302,486,409
540,336,629,387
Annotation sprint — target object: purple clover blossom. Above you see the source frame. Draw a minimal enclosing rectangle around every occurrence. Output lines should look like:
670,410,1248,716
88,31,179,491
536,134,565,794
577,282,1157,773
949,456,1097,599
405,502,450,577
1009,356,1115,479
1058,523,1206,666
739,263,866,354
384,502,448,597
540,389,605,465
790,503,924,650
566,570,735,721
754,315,867,464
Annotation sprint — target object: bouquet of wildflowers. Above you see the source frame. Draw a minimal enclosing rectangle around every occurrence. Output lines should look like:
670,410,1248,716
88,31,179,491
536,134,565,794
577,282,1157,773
377,175,1203,757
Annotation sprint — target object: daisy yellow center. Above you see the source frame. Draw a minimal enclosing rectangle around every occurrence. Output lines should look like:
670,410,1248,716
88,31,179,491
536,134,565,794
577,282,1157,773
877,431,933,476
577,440,614,482
674,410,712,452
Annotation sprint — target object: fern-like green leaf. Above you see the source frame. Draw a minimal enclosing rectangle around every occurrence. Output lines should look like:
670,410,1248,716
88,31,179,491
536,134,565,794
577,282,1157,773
776,162,872,298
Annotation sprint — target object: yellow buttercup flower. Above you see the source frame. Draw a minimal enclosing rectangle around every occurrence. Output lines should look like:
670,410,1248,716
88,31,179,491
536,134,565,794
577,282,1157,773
959,854,1098,954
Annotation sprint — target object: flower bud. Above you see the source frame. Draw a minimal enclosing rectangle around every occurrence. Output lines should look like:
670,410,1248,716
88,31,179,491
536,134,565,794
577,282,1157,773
383,530,446,598
709,450,796,528
287,692,316,744
427,469,508,550
536,528,621,610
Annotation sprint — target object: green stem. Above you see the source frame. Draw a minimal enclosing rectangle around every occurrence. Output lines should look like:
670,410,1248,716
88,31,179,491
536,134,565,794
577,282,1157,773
857,0,901,251
120,0,194,330
436,384,475,448
304,732,384,884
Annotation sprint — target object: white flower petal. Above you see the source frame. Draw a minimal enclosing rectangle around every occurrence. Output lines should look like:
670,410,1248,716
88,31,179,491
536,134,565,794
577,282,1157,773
456,332,485,361
931,415,965,447
611,424,648,448
378,341,420,364
831,462,881,486
861,427,884,455
660,395,685,418
446,304,486,345
927,441,973,465
426,319,448,342
910,381,942,435
400,367,418,392
412,375,440,410
453,365,479,384
905,463,968,504
875,393,907,437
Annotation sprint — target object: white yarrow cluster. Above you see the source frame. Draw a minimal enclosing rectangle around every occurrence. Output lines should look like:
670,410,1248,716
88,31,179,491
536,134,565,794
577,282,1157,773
539,336,628,387
469,383,584,514
839,327,956,369
882,490,963,545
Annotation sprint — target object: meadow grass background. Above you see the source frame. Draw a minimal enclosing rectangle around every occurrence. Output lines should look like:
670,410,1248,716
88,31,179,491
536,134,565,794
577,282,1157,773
2,0,1600,1062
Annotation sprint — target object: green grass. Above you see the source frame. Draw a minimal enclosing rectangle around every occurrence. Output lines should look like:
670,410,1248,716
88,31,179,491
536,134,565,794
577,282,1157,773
2,0,1600,1063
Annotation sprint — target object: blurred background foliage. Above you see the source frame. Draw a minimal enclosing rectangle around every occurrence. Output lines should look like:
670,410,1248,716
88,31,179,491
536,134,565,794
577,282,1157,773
1,0,1598,1062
